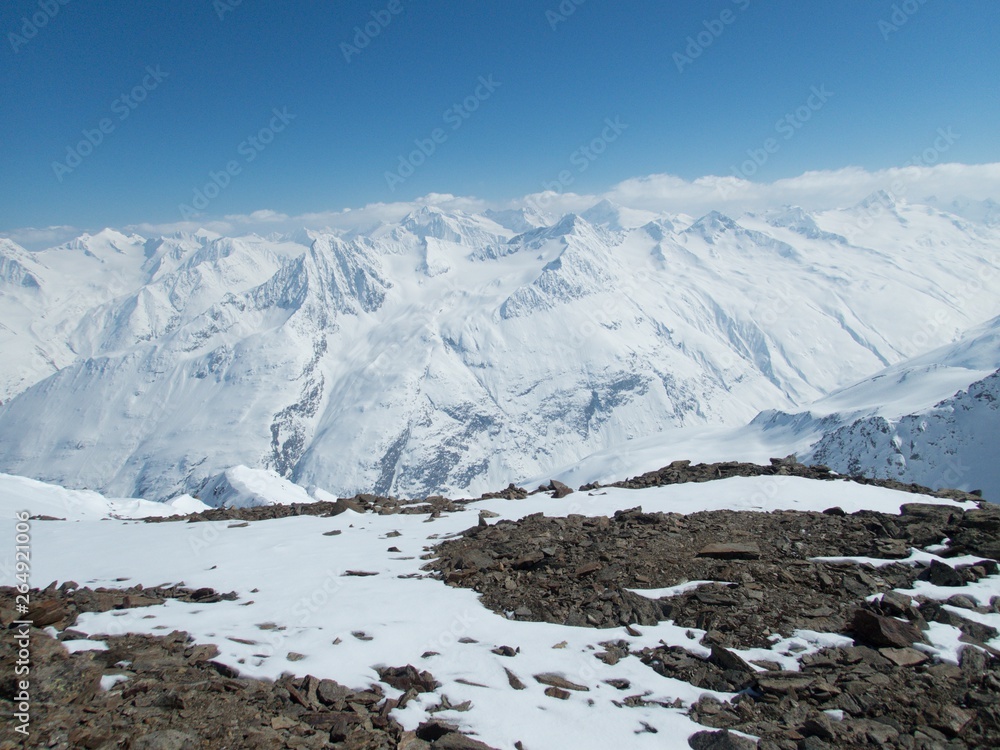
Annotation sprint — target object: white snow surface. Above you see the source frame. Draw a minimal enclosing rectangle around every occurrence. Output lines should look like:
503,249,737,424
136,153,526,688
1,198,999,502
1,476,991,750
0,472,208,520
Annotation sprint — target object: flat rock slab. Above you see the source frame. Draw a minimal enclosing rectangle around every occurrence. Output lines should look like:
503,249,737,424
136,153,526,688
533,672,589,691
880,647,930,667
696,543,761,560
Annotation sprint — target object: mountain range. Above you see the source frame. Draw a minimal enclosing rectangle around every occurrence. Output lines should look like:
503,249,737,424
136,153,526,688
1,193,998,502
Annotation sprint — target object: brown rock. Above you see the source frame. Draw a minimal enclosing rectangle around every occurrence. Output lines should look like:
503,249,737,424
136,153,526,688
919,560,964,587
688,729,757,749
574,562,602,578
316,678,351,707
131,730,200,750
25,599,66,627
708,645,755,674
696,543,761,560
932,705,974,736
550,480,574,498
879,647,929,666
376,665,441,693
504,668,525,690
533,672,589,691
434,733,497,749
851,609,925,648
543,686,571,700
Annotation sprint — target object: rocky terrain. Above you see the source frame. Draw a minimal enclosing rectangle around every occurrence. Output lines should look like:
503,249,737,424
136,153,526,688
0,586,494,750
3,197,999,503
426,477,1000,748
2,463,999,749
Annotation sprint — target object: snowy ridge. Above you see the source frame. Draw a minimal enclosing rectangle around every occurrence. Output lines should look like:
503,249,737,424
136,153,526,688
806,370,999,499
0,197,998,501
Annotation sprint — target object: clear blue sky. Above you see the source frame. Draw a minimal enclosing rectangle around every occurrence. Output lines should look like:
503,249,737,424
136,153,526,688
1,0,998,230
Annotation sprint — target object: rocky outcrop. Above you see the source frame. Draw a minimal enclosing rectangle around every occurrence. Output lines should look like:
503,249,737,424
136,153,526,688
0,588,496,750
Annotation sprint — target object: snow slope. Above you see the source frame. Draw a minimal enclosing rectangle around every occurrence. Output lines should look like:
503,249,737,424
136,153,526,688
546,316,1000,499
0,475,991,749
0,472,208,521
0,198,998,501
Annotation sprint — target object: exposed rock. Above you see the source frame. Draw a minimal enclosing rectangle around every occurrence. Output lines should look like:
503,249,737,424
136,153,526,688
920,559,965,586
533,673,589,691
550,479,574,498
688,729,758,749
131,730,200,750
850,609,925,648
879,647,929,666
697,543,761,560
0,593,499,750
376,665,441,693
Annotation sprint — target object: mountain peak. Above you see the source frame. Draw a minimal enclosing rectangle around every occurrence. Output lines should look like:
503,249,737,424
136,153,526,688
856,189,899,211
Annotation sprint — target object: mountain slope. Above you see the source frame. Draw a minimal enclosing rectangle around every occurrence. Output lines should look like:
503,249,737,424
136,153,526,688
547,315,1000,499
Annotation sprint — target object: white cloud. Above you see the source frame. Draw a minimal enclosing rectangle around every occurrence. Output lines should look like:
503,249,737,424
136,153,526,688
0,225,81,248
603,163,1000,217
4,163,1000,249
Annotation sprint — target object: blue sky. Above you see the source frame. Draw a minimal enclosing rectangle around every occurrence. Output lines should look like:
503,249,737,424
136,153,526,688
2,0,998,233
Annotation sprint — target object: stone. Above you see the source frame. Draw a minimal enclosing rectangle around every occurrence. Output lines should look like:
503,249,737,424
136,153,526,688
919,560,965,587
434,733,497,750
878,647,929,667
550,480,574,498
544,686,570,700
851,609,925,648
946,594,977,610
708,645,755,674
932,705,974,736
696,543,761,560
504,668,525,690
574,562,602,578
879,591,915,617
533,672,589,691
25,599,66,627
331,498,364,516
131,730,199,750
688,729,758,749
376,665,440,693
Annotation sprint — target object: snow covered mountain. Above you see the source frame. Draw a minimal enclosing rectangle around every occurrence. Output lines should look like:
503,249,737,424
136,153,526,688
1,197,998,502
549,316,1000,500
778,315,1000,499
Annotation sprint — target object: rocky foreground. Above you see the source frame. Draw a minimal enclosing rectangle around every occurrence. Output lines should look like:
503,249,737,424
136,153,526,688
1,461,999,749
429,501,1000,747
